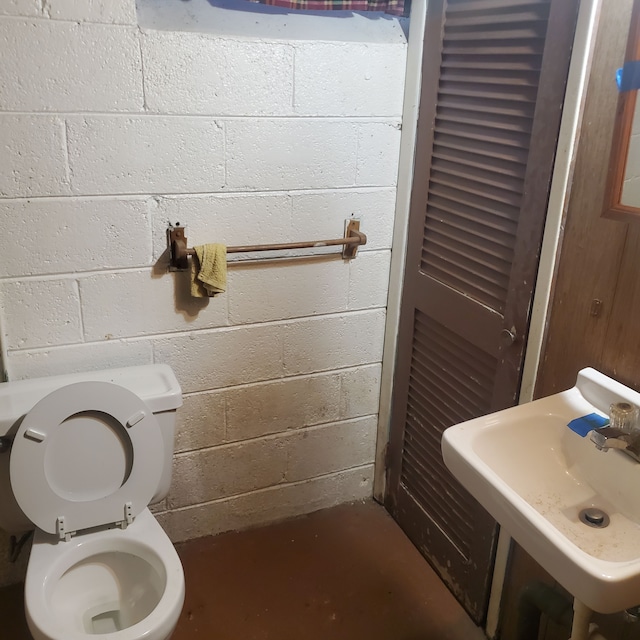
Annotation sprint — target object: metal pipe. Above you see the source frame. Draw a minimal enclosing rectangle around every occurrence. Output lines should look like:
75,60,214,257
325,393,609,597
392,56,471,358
571,599,594,640
516,583,610,640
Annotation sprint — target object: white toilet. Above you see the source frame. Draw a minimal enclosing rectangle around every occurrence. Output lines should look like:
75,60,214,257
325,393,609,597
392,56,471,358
0,365,185,640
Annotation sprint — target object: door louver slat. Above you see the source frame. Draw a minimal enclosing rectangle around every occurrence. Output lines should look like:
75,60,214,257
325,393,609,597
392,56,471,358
444,27,548,43
405,389,466,447
441,43,545,56
425,217,514,262
440,71,540,88
447,0,549,12
414,315,497,383
432,143,528,176
438,83,538,103
411,311,495,417
438,94,539,117
433,133,529,164
430,171,523,208
402,432,468,508
435,109,533,135
435,121,533,148
402,447,472,558
421,246,510,309
428,184,520,223
422,230,513,270
409,359,478,423
432,158,525,193
402,443,474,536
425,203,517,248
445,10,547,28
441,55,542,71
408,369,475,426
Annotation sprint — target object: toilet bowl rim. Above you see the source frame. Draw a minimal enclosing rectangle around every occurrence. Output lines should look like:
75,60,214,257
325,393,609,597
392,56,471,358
27,508,177,578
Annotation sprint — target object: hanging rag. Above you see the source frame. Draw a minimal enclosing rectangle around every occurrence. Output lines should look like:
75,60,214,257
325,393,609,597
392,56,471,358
191,243,227,297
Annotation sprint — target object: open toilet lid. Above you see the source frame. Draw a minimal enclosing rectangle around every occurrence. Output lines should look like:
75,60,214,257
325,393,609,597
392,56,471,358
10,381,164,537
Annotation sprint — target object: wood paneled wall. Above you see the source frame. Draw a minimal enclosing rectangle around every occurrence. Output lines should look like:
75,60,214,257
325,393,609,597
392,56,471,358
536,0,640,398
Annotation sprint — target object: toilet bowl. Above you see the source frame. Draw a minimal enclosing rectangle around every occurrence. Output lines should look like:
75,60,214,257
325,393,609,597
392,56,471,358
26,509,184,640
0,365,185,640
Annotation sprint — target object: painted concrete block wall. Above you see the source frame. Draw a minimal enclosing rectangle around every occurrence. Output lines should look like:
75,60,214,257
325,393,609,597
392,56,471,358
0,0,407,585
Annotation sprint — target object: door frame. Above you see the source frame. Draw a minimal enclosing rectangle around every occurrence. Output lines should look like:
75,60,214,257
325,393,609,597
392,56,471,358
373,0,428,502
517,0,603,408
373,0,603,636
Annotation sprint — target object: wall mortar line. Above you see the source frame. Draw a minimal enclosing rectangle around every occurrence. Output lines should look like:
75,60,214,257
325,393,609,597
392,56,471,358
137,27,149,111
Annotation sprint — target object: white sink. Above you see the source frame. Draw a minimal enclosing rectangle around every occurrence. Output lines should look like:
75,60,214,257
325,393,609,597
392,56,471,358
441,368,640,614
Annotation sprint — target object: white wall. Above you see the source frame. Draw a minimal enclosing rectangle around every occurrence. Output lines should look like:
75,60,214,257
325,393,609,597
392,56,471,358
621,97,640,205
0,0,407,584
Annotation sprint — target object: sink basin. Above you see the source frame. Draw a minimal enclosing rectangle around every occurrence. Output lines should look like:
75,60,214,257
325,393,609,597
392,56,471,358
441,368,640,613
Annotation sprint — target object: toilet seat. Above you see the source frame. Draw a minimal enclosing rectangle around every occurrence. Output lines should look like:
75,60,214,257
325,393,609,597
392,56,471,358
10,381,164,539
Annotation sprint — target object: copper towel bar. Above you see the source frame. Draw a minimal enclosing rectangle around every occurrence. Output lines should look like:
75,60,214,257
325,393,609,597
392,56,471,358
167,219,367,271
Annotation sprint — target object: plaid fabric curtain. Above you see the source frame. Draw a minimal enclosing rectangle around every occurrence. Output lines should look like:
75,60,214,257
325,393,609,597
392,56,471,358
248,0,406,16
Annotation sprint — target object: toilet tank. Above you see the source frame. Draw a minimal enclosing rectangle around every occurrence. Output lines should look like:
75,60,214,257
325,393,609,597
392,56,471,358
0,365,182,533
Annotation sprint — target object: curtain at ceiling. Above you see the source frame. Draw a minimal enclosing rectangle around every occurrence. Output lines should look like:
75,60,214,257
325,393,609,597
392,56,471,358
246,0,406,16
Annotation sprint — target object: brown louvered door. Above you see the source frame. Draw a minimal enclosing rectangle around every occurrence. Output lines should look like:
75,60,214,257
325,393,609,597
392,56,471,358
385,0,579,625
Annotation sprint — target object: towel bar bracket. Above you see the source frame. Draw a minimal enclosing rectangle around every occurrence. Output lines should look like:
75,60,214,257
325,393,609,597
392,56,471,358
167,219,367,271
167,225,190,272
342,219,365,259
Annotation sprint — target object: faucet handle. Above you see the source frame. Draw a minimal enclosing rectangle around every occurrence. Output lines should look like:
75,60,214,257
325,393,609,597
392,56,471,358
610,402,640,434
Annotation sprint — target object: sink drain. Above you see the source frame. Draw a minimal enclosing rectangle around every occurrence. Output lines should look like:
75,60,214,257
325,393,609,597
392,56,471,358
579,507,610,528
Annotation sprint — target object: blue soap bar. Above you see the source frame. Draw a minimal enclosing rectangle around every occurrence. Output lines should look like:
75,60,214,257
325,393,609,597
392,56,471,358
567,413,609,437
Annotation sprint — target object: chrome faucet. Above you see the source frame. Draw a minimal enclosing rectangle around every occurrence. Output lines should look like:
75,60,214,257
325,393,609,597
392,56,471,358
590,402,640,462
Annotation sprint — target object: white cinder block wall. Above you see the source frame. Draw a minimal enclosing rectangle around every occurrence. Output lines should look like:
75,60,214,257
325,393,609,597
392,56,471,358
0,0,407,585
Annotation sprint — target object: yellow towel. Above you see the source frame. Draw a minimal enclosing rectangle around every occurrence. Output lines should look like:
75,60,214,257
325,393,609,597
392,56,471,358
191,243,227,298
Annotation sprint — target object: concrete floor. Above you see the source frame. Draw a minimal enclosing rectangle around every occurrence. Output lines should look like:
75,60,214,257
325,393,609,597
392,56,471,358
0,501,485,640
